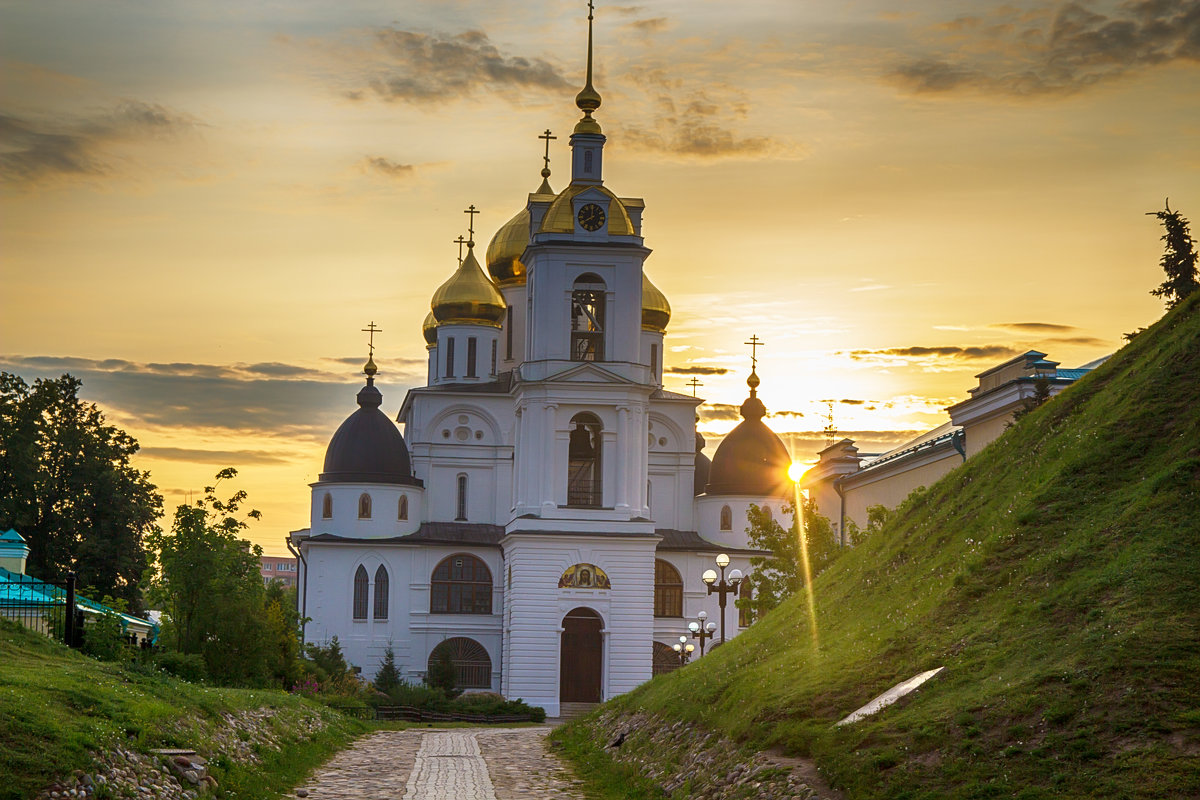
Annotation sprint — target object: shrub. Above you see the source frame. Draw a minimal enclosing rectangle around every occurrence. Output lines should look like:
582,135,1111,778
156,651,207,682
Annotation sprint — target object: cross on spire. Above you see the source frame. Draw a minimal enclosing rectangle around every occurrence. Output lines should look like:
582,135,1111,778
539,129,556,176
463,204,479,247
453,235,467,265
362,321,383,357
686,377,703,397
744,334,765,369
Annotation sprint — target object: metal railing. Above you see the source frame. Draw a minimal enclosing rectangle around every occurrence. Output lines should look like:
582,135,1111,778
0,571,69,643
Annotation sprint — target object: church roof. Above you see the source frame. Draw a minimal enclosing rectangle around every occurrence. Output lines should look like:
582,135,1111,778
654,529,765,555
306,522,505,548
321,375,421,485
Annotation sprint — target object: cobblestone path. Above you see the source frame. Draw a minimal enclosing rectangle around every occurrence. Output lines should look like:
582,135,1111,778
299,727,586,800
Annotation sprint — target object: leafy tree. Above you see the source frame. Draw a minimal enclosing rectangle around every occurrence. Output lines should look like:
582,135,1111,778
739,498,839,617
844,503,895,546
146,469,291,686
305,636,349,682
262,580,302,688
0,373,161,608
1147,200,1199,309
374,644,402,694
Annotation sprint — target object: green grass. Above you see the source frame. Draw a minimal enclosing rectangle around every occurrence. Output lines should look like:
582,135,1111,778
561,293,1200,799
0,620,367,800
550,722,668,800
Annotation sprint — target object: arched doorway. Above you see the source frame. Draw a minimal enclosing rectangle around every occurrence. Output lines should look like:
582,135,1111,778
560,607,603,703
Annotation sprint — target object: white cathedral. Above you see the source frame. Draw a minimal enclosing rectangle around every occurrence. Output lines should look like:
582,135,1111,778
288,11,795,716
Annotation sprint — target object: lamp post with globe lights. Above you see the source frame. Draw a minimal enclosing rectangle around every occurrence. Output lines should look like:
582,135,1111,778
688,610,717,656
672,635,695,665
702,553,743,645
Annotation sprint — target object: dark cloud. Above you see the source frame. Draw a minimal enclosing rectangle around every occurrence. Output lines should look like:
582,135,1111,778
0,101,197,184
993,322,1078,333
838,398,867,405
845,345,1023,360
361,29,570,104
619,71,778,160
0,355,425,438
700,429,929,460
769,410,805,418
140,447,292,466
624,17,670,34
363,156,415,178
1051,335,1108,346
665,365,731,375
891,0,1200,96
698,403,741,422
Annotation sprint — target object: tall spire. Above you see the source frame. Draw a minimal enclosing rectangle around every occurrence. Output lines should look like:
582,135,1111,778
574,0,603,134
362,321,382,378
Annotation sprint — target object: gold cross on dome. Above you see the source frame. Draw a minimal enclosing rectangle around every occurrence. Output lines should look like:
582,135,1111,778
687,377,703,397
744,334,764,368
453,235,467,264
540,129,556,171
362,321,383,357
463,205,479,246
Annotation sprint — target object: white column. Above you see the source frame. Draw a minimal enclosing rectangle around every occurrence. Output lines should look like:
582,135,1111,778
615,405,630,513
542,403,558,513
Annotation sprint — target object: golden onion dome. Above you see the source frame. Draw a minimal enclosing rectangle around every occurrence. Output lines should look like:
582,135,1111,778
422,311,438,345
486,207,530,287
538,183,634,236
642,273,671,333
430,246,506,328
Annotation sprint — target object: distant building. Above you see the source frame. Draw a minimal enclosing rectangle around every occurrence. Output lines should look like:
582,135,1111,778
260,556,298,587
802,350,1102,541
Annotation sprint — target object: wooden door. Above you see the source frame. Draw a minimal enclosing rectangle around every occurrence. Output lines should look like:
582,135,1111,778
560,608,603,702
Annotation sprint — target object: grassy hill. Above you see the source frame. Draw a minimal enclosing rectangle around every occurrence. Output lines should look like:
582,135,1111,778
0,620,363,799
574,293,1200,799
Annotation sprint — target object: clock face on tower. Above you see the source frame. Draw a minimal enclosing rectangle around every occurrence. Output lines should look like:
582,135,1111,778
577,203,606,232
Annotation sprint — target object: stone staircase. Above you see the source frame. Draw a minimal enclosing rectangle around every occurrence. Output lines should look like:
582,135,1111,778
557,702,600,720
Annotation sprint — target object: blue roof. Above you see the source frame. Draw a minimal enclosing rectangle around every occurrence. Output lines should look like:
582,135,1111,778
0,565,158,637
0,528,26,543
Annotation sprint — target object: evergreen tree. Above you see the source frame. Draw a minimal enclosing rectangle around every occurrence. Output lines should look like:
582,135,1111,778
425,645,461,697
1147,200,1199,309
0,373,161,608
374,644,401,693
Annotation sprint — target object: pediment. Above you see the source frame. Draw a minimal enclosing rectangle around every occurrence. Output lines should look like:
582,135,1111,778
546,361,635,385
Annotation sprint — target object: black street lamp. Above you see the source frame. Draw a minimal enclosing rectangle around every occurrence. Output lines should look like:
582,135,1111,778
702,553,742,644
672,635,695,665
688,610,717,656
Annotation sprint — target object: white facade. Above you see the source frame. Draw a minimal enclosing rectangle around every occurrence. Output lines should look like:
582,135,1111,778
289,35,794,715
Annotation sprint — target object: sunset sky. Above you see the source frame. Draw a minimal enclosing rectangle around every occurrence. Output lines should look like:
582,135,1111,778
3,1,1197,555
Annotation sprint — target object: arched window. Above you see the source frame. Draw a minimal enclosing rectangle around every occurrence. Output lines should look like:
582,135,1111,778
570,274,605,361
763,505,773,523
427,637,492,689
652,641,681,676
567,412,602,507
373,565,389,620
455,474,468,521
358,493,372,519
719,505,732,531
431,554,492,614
398,495,409,520
322,493,333,519
738,578,754,628
352,565,368,620
654,559,683,618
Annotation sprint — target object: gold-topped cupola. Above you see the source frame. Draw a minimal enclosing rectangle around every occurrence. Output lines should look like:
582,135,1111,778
431,207,506,327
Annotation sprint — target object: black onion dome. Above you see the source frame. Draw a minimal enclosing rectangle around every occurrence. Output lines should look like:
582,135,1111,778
320,378,421,485
705,375,791,497
694,431,712,496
